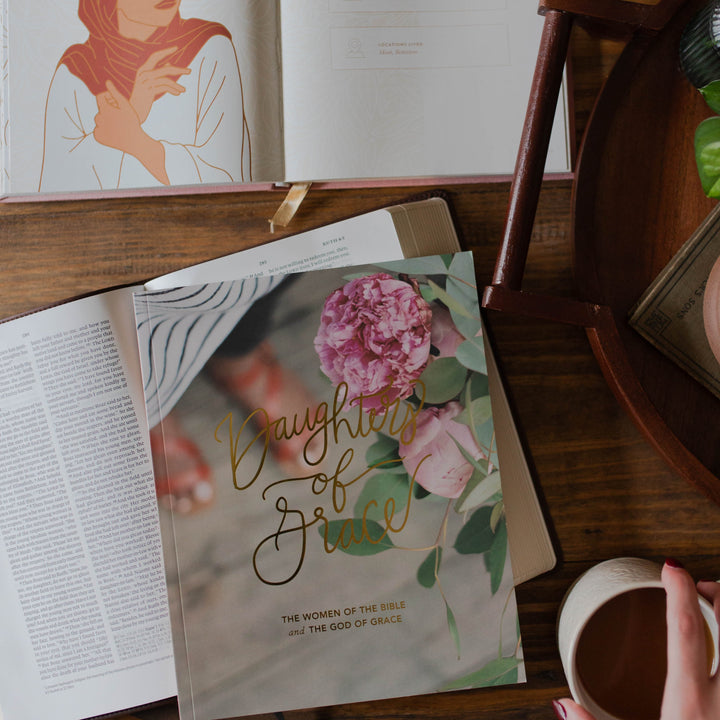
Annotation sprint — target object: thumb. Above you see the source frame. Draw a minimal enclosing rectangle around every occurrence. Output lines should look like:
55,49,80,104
553,698,598,720
663,559,710,687
105,80,130,109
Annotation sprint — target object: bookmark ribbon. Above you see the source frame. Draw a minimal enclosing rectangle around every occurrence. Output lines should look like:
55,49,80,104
269,182,312,232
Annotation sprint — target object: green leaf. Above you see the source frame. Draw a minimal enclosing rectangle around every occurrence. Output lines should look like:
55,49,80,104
417,357,467,403
469,372,490,399
365,434,401,469
694,117,720,197
450,434,489,475
417,546,442,588
700,80,720,114
446,601,461,659
375,256,452,276
427,278,475,319
455,337,487,374
321,519,395,555
455,469,502,514
455,395,493,428
485,517,508,595
443,656,522,690
353,472,410,524
454,505,494,554
490,500,505,532
446,254,482,338
420,284,436,304
447,253,479,303
473,417,499,468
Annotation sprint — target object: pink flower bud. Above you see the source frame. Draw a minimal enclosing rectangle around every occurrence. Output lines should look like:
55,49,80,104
399,401,485,498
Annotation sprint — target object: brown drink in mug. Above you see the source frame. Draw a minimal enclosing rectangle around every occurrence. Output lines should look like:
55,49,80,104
558,558,718,720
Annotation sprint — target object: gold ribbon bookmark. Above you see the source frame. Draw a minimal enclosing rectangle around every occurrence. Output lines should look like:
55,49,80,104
269,181,312,232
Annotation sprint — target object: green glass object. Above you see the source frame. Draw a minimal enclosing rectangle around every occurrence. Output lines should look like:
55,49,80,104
680,1,720,88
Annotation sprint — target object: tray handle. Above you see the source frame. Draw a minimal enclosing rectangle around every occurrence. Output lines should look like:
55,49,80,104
483,0,686,326
482,0,720,506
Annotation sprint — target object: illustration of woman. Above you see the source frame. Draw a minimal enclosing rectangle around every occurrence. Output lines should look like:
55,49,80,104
39,0,251,192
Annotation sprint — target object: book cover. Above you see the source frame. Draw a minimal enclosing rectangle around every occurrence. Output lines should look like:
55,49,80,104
628,202,720,399
133,252,526,719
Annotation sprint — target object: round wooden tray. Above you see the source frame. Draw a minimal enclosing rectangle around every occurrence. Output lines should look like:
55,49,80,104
572,0,720,500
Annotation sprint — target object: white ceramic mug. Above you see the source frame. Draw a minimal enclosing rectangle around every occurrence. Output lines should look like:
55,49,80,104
557,557,719,720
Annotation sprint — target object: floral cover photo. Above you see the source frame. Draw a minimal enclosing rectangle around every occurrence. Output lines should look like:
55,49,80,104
133,252,525,720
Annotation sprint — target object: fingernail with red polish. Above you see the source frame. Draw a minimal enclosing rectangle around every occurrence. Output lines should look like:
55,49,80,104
665,557,685,569
552,700,568,719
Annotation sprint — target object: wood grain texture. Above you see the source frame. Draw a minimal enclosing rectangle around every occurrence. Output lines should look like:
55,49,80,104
1,16,718,720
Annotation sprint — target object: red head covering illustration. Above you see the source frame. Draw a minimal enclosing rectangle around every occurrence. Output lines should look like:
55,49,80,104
59,0,231,98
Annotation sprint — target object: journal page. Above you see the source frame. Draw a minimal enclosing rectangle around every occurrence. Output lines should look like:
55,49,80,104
279,0,570,182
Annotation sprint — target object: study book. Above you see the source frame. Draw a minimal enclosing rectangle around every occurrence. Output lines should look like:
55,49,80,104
628,201,720,400
0,197,554,720
0,0,571,199
135,252,529,720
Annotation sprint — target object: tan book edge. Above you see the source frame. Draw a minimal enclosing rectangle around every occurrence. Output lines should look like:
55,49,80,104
389,197,557,585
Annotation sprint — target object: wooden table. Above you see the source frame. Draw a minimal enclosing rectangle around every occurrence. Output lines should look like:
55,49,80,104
2,17,719,720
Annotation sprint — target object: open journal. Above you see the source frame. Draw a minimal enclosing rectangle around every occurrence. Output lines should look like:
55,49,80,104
0,0,571,198
0,197,555,720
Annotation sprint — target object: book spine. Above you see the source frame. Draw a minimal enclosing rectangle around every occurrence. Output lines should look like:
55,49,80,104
0,0,8,195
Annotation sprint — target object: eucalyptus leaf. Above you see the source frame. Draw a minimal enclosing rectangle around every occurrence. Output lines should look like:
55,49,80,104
366,434,399,463
490,500,505,533
427,278,474,319
420,284,436,304
442,656,522,690
454,505,494,554
447,259,480,331
455,337,488,374
447,253,478,301
321,518,395,555
474,417,498,467
375,256,452,276
353,472,410,524
452,313,484,343
700,80,720,114
485,517,508,595
450,434,489,474
417,357,467,403
456,395,493,428
455,470,502,514
446,601,461,659
469,372,490,399
417,546,442,588
694,116,720,197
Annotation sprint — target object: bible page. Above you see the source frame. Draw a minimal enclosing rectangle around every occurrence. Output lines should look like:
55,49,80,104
0,288,176,720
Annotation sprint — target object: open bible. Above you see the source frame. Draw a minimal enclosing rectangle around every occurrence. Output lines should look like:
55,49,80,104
0,197,554,720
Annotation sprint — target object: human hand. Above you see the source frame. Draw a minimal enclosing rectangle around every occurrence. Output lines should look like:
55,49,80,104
552,560,719,720
129,46,190,123
94,81,169,184
94,80,143,153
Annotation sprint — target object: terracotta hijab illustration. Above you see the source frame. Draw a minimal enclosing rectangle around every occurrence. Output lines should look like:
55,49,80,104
39,0,252,192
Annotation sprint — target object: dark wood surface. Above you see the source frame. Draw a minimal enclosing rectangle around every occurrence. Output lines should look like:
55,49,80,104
2,13,719,720
572,0,720,500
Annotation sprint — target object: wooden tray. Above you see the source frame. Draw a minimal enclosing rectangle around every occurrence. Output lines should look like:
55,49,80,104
483,0,720,505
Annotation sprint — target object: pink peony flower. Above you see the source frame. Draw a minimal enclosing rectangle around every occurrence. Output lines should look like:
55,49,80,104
399,401,485,498
314,273,432,411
